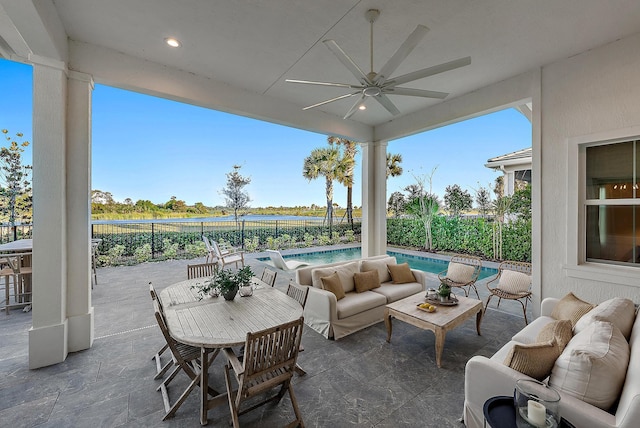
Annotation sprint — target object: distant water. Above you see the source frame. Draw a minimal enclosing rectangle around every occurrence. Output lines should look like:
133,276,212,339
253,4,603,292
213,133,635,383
92,215,325,224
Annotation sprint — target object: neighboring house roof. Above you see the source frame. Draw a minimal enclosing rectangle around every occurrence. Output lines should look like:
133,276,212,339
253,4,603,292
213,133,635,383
485,147,532,169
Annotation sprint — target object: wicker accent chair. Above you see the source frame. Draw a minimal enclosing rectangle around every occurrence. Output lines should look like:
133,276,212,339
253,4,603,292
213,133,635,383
485,260,533,324
222,318,305,428
437,254,482,299
287,281,309,376
187,262,218,279
260,267,277,287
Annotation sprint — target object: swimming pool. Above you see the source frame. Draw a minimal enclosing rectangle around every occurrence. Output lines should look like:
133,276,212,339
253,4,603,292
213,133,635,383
263,247,497,279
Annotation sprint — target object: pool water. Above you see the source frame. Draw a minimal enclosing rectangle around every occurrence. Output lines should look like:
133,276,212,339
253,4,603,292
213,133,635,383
269,247,497,279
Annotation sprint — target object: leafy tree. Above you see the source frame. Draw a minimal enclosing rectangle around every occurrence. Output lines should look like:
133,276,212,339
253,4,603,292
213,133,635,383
164,196,186,211
328,136,357,227
221,165,251,226
404,184,421,199
0,130,32,229
387,191,406,218
509,184,531,220
386,153,403,178
91,189,115,205
194,202,208,214
406,168,439,251
444,184,473,217
303,146,350,230
474,184,492,218
135,199,156,212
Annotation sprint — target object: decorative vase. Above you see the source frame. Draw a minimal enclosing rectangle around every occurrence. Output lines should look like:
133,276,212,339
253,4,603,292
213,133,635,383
222,285,239,301
439,294,450,303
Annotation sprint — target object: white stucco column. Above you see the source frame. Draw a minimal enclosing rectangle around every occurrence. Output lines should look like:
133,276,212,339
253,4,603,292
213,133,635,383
361,141,388,257
29,61,69,368
66,71,94,353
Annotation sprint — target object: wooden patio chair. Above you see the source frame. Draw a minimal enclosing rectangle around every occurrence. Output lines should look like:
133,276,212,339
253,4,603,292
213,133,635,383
260,267,277,287
212,240,244,269
437,254,482,299
152,298,219,420
149,283,171,380
286,281,309,376
222,317,305,428
1,253,32,314
485,261,533,324
202,235,224,263
187,262,218,279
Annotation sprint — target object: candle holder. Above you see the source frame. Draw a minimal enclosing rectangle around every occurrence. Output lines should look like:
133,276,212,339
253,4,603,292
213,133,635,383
514,379,561,428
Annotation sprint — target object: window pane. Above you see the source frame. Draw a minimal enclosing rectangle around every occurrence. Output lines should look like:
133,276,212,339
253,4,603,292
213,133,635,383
586,205,639,263
586,142,634,200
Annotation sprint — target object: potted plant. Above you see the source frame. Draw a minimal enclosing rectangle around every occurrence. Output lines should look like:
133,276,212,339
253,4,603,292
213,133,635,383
438,283,451,302
214,266,254,301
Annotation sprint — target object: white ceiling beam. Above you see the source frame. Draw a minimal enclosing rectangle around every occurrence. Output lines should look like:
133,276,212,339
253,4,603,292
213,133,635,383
69,40,373,143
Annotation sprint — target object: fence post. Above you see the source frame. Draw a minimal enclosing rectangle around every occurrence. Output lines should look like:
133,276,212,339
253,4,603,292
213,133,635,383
275,220,278,238
151,222,155,259
241,220,245,249
12,225,17,241
200,222,204,238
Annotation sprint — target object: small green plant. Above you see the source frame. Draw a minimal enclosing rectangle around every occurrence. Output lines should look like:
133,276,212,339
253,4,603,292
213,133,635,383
134,243,152,263
185,241,207,258
438,283,451,299
266,236,278,250
317,233,331,245
344,229,355,243
330,231,341,245
244,236,260,252
213,266,254,299
97,244,125,266
303,233,314,247
162,239,178,258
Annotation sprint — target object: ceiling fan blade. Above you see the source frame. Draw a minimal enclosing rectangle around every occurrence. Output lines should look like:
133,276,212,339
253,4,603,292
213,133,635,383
384,87,449,99
323,40,370,85
302,92,359,110
374,25,429,84
343,95,366,120
286,79,360,89
374,94,401,116
385,56,471,87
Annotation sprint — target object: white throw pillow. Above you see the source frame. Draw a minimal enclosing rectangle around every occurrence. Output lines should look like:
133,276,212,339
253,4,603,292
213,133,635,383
549,321,629,410
573,297,636,340
446,262,475,283
497,269,531,294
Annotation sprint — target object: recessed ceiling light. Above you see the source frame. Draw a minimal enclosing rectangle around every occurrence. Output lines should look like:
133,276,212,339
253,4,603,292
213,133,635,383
165,37,181,48
358,105,367,111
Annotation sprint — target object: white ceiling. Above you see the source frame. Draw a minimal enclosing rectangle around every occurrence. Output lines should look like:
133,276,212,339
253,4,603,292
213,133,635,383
3,0,640,132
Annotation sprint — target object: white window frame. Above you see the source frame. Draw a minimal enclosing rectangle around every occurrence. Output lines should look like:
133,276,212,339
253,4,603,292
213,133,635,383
565,125,640,286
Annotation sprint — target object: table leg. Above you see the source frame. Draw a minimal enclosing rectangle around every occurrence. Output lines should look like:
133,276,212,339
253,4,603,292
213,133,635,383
200,347,209,426
384,308,393,342
476,308,483,336
435,328,445,368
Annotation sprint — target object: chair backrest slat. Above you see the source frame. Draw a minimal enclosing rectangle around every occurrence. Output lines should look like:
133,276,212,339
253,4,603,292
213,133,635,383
286,282,309,308
187,262,218,279
261,268,277,287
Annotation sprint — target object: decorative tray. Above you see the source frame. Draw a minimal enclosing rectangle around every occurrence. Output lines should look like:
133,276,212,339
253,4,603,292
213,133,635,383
425,296,459,306
416,303,437,313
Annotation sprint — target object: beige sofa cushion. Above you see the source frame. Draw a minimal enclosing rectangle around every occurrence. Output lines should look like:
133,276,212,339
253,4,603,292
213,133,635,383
361,256,395,283
320,272,345,300
504,340,560,381
446,262,475,283
336,291,387,319
311,261,360,293
551,292,594,327
387,262,416,284
536,320,573,352
373,281,423,303
574,297,636,340
354,270,380,293
549,321,630,410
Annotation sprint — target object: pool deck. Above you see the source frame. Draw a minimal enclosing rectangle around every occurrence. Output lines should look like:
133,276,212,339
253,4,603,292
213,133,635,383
0,245,528,427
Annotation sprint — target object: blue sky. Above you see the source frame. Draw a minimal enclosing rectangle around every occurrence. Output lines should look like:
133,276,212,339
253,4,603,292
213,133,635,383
1,58,531,208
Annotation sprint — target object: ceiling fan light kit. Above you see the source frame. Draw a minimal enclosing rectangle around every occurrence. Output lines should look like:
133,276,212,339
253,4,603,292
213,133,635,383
286,9,471,119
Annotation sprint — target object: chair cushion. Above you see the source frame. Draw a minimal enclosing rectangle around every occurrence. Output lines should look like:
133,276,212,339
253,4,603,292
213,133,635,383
550,292,594,327
497,269,531,294
320,272,345,301
361,257,395,283
354,270,380,293
504,340,560,381
335,291,387,319
387,262,416,284
445,262,475,283
373,282,423,303
574,297,636,340
536,319,573,353
311,261,360,293
549,321,630,410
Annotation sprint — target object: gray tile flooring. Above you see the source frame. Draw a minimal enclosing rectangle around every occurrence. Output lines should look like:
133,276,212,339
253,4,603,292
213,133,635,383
0,248,529,427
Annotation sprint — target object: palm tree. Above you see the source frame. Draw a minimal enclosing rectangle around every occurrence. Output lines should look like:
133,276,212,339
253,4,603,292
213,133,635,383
328,137,357,227
386,153,403,178
303,146,350,230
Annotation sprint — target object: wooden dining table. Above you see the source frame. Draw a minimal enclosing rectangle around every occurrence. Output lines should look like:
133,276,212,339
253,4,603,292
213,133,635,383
158,277,303,425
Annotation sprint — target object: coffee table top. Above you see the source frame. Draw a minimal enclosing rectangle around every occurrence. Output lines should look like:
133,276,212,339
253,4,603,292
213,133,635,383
386,291,483,327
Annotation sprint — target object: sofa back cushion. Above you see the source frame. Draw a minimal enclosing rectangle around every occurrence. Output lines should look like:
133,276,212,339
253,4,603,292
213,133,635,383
311,261,360,293
574,297,636,340
549,320,629,410
361,256,396,283
615,307,640,422
550,292,595,327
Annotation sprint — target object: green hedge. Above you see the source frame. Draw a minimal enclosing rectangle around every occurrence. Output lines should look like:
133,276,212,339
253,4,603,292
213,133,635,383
387,216,531,262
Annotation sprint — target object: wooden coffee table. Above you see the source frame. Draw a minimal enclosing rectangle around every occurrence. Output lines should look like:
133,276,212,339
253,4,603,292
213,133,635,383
384,292,483,368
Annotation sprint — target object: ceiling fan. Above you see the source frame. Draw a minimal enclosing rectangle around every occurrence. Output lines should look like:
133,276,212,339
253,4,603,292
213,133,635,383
286,9,471,119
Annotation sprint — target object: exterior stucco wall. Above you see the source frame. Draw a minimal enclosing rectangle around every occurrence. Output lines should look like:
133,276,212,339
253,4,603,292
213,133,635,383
541,31,640,303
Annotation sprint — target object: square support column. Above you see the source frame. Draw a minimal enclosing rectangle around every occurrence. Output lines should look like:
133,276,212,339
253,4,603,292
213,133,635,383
361,141,388,257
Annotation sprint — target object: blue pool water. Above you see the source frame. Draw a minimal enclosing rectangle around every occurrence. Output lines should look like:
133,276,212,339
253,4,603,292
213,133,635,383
265,247,497,279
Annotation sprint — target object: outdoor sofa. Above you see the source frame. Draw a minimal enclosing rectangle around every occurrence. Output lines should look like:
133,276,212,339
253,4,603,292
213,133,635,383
295,255,427,339
464,294,640,428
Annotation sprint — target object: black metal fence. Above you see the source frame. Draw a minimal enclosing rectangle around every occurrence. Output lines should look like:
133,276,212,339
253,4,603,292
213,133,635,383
0,224,33,244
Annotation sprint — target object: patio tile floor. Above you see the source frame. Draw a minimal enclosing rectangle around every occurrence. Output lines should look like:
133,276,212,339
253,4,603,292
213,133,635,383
0,248,528,427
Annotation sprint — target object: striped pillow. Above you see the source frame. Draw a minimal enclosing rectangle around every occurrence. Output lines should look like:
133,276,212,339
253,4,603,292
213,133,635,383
497,269,531,294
